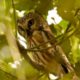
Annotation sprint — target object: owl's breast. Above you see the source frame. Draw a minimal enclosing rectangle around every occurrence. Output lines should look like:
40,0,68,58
32,31,45,43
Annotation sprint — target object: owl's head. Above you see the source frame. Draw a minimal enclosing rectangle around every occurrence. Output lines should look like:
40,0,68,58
17,12,48,38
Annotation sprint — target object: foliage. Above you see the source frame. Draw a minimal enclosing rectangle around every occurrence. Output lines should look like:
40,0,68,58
0,0,80,80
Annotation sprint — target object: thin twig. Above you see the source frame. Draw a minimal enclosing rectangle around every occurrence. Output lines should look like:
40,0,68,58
12,0,17,37
23,27,78,52
0,67,17,79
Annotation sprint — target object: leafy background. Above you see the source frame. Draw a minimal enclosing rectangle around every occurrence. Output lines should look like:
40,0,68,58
0,0,80,80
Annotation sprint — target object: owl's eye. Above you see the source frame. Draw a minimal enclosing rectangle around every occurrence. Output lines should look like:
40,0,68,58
28,19,34,29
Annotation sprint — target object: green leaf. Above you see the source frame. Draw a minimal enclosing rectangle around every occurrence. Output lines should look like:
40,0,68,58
0,68,17,80
57,0,75,21
14,0,53,14
75,0,80,9
60,38,71,56
59,20,69,30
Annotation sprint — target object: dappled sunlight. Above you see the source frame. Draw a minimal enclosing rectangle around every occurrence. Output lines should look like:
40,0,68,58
47,8,62,25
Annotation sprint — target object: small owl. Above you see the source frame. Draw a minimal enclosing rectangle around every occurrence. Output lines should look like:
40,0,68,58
17,11,78,79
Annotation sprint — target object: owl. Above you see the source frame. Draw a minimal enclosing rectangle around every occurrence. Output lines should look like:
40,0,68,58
17,11,78,79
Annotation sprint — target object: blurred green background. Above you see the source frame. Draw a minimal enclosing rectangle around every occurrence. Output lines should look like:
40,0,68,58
0,0,80,80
